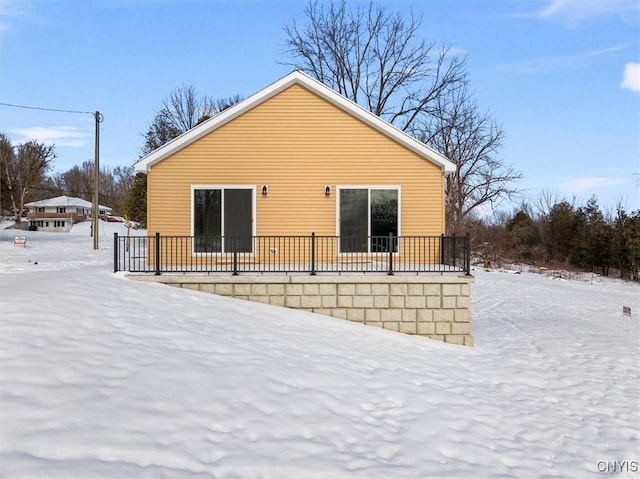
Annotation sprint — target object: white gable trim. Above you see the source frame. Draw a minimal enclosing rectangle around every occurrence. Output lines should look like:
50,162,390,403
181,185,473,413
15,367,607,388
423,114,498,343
134,71,456,174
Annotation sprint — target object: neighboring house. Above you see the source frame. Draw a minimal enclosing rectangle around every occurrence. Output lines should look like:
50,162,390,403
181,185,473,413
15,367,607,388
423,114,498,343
135,70,455,253
25,195,112,232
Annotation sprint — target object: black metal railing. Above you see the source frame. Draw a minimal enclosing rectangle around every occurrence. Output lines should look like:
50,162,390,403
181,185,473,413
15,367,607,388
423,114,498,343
114,232,471,276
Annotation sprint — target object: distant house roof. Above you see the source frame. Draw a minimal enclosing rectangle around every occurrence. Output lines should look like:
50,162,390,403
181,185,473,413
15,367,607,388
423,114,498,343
25,195,112,212
134,70,456,174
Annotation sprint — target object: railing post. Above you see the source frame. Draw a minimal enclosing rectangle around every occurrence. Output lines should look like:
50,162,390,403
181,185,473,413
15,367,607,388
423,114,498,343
113,232,118,273
387,232,394,275
310,232,316,275
155,232,161,276
465,232,471,275
452,235,457,270
233,250,238,275
230,237,239,276
440,233,445,266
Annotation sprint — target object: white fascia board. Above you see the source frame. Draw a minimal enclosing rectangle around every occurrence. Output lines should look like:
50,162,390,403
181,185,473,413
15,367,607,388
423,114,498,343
134,70,456,174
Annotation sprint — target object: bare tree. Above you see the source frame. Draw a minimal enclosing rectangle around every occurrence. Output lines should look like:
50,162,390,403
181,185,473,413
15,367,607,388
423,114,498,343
52,161,95,201
418,86,521,234
51,161,134,215
532,189,574,219
283,1,521,232
142,86,243,155
135,87,242,226
282,0,466,132
0,133,15,215
2,139,56,226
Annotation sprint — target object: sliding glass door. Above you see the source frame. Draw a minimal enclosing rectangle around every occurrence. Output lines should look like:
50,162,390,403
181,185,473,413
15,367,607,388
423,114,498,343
339,187,398,253
193,187,253,253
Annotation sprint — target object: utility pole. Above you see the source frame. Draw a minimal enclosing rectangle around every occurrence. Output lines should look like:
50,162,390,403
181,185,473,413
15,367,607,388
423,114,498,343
92,111,103,249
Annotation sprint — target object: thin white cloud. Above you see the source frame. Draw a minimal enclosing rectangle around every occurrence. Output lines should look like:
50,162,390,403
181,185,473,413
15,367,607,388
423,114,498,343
0,0,32,33
11,126,89,147
560,176,630,194
588,43,632,57
445,46,467,58
498,44,632,75
498,54,572,75
621,62,640,93
538,0,564,19
537,0,639,25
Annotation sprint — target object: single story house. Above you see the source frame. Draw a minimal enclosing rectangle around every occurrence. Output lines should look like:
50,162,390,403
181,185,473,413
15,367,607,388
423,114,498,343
26,195,112,232
131,71,473,345
135,70,455,253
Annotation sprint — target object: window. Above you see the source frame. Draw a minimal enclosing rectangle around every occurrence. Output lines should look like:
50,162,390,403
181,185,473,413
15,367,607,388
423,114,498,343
338,187,399,253
57,207,66,213
192,186,254,253
36,207,45,213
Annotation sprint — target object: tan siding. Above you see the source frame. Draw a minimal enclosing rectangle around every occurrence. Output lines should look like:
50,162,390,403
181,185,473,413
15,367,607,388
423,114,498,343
147,83,445,240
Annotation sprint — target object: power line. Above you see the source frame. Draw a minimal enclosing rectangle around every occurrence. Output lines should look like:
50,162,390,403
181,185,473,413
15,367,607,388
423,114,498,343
0,102,94,116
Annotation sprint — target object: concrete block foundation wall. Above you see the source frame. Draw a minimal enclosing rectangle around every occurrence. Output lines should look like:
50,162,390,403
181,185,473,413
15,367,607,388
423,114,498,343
128,274,474,346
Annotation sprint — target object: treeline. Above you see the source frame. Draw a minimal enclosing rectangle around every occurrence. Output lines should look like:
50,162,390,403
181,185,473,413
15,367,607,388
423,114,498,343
46,160,134,217
470,195,640,281
1,133,134,222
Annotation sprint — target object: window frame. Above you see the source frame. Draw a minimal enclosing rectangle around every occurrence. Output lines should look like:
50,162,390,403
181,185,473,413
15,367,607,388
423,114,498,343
190,185,256,255
336,185,401,255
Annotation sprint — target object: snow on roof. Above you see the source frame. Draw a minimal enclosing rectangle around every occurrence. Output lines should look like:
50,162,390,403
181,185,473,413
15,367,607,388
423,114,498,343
25,195,112,211
135,70,456,175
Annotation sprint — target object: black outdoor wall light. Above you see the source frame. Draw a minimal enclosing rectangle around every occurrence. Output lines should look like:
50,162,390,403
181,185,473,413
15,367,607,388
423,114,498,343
325,185,331,196
262,185,268,196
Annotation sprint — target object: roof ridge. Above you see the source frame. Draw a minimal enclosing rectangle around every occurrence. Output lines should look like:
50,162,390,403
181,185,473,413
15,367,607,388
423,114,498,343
134,70,455,174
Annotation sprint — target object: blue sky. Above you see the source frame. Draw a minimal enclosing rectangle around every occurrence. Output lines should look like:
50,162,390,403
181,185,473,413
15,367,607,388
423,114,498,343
1,0,638,213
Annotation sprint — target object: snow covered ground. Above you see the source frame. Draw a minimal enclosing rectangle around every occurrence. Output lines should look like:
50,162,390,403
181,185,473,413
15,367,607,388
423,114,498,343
1,222,638,478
